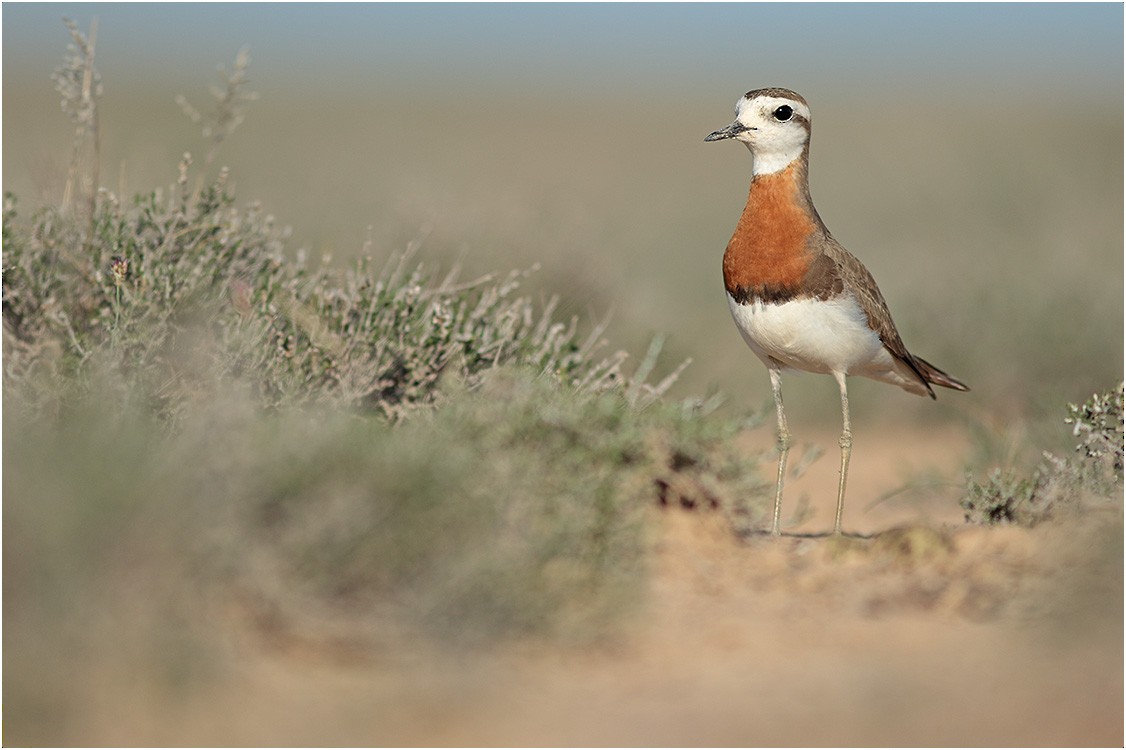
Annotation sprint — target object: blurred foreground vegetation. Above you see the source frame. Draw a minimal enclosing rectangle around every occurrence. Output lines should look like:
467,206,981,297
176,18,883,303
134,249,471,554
2,160,771,735
3,27,774,741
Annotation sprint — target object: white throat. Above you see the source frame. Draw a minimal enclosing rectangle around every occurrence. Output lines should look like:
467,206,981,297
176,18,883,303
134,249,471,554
749,144,804,176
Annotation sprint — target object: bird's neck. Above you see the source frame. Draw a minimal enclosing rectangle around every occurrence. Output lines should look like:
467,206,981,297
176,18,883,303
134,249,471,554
750,141,810,177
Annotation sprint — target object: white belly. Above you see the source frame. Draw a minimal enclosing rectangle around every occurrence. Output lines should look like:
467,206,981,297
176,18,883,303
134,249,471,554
727,293,931,396
727,292,889,375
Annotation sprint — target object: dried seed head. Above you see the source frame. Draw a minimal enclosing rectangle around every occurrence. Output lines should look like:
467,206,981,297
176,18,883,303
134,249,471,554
109,255,128,285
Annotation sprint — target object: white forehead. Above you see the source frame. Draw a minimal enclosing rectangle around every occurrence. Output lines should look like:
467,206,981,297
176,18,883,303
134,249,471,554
734,95,810,123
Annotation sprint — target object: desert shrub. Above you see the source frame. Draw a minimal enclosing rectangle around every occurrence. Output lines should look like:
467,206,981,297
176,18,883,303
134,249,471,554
3,173,686,423
961,467,1047,527
1063,382,1125,486
216,369,766,645
962,383,1124,526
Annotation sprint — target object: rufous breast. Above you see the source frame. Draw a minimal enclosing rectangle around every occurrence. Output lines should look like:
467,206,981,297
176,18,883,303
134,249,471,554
722,163,818,304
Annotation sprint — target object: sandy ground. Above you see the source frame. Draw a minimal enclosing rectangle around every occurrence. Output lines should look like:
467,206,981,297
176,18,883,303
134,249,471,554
77,427,1123,746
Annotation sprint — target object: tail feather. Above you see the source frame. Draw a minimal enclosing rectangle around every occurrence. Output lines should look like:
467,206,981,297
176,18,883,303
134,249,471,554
911,355,970,396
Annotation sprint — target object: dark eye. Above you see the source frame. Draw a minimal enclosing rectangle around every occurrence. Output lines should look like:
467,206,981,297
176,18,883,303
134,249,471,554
773,105,793,122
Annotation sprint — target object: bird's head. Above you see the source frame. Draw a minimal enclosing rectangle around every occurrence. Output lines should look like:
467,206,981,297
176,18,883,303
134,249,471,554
706,88,811,176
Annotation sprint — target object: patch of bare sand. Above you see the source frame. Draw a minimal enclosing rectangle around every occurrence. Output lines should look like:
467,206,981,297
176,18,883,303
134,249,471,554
79,425,1122,747
758,422,974,534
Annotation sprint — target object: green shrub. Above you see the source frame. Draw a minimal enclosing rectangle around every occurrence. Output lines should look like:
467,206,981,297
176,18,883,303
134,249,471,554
3,174,687,423
1064,382,1125,486
963,383,1124,526
961,467,1047,527
214,369,766,645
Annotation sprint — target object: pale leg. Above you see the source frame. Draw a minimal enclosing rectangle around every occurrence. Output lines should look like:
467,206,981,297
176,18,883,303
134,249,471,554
832,371,852,535
768,367,791,536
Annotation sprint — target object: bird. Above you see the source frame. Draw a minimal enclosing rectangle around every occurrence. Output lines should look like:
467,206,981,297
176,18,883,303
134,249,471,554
704,87,968,536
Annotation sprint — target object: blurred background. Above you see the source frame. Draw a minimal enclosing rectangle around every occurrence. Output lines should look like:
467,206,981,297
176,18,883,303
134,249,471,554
5,3,1123,442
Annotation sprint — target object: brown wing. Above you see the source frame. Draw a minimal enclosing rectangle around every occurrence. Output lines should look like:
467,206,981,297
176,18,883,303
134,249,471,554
820,239,912,352
819,236,942,398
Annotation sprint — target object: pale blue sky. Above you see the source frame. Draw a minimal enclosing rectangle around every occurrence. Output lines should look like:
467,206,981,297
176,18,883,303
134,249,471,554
4,3,1123,98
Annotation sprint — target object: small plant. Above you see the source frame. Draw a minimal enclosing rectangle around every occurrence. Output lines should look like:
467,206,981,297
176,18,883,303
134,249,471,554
1064,382,1125,484
962,467,1047,526
963,383,1123,526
